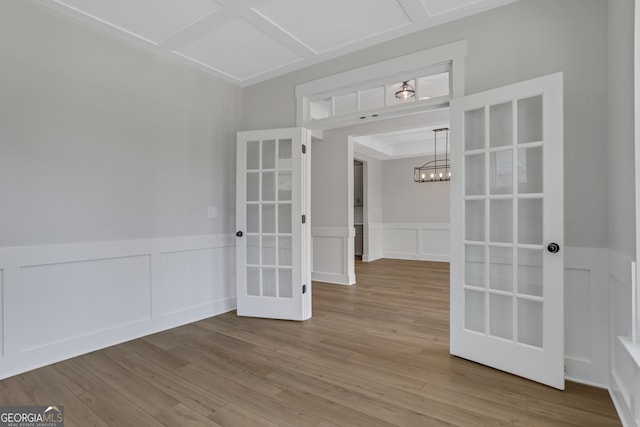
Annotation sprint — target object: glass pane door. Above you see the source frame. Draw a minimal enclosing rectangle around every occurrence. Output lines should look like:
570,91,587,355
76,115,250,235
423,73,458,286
236,128,311,321
450,73,564,389
463,95,546,348
245,138,294,299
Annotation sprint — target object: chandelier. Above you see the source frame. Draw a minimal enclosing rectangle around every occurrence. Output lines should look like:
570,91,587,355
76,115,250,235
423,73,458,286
414,127,451,183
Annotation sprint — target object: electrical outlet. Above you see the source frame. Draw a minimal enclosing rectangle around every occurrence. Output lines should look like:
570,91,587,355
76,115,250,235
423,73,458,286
207,206,218,219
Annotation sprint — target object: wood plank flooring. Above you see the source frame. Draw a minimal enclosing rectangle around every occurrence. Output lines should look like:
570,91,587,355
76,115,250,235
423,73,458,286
0,259,620,426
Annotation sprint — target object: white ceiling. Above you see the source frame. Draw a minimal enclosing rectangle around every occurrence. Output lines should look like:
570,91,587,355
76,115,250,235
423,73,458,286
34,0,518,86
353,124,451,160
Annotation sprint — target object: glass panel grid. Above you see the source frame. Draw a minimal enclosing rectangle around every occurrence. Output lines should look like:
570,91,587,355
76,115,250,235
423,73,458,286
244,136,296,300
462,93,547,355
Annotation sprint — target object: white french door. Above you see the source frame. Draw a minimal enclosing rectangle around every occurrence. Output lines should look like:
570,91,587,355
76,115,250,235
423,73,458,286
450,73,564,389
236,128,311,321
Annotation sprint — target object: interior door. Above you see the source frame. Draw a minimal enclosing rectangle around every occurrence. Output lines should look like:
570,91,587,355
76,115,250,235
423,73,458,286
236,128,311,321
450,73,564,389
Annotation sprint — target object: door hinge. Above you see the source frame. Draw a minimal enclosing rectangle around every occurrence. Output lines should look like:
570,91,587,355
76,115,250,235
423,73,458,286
302,214,306,224
302,284,307,294
302,144,306,154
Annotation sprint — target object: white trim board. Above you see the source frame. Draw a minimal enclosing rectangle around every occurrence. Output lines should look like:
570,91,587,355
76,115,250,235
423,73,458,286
0,234,235,379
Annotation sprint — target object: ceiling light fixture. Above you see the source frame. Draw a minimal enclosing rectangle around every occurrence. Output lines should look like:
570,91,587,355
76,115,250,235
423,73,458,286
414,127,451,183
395,81,415,100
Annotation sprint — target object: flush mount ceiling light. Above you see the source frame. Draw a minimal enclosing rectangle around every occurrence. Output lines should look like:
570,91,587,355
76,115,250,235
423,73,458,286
414,127,451,183
395,81,415,100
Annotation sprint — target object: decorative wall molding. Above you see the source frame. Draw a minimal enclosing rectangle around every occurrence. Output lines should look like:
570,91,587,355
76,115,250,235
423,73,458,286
0,234,235,380
363,222,384,262
563,247,609,388
311,226,355,285
607,249,636,426
383,222,450,262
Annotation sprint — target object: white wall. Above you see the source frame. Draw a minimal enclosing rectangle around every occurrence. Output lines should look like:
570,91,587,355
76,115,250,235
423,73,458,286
382,156,450,223
379,155,451,262
310,129,354,284
0,1,242,247
606,0,637,425
0,2,241,378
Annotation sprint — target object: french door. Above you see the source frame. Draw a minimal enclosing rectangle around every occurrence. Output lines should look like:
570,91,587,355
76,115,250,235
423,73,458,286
450,73,564,389
236,128,311,321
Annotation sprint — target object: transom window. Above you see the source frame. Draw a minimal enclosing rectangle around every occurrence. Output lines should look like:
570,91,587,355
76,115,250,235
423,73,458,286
295,41,467,130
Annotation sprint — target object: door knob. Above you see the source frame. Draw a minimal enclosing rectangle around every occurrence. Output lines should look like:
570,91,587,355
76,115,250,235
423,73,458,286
547,242,560,253
236,231,243,237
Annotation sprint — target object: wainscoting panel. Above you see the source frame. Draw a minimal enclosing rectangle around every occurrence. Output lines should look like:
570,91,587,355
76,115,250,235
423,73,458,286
20,256,152,352
311,227,354,285
383,223,450,262
0,234,235,379
607,250,636,426
564,247,608,387
384,228,418,259
155,247,234,317
364,223,383,262
0,269,3,358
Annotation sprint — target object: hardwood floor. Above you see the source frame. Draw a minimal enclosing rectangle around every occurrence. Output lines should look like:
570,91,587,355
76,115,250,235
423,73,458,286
0,259,620,426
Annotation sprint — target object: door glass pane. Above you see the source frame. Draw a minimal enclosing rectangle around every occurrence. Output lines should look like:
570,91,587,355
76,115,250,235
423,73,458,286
518,146,543,194
518,298,543,347
247,268,260,296
490,199,513,243
278,171,292,201
279,268,293,298
518,198,543,245
310,99,331,120
262,235,276,266
279,236,292,267
417,72,449,100
359,87,384,111
465,245,485,288
279,204,292,234
465,153,485,196
465,200,485,241
263,268,276,297
490,150,513,194
465,290,485,333
465,108,485,150
247,235,260,265
334,92,357,116
262,139,276,169
278,139,292,169
490,294,513,340
247,141,259,170
518,95,543,144
247,205,259,233
246,172,259,201
490,101,513,147
518,248,543,297
262,172,275,201
490,246,513,292
262,204,275,234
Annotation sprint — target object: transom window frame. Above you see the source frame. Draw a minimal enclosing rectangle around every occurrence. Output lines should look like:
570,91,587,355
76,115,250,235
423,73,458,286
295,40,468,130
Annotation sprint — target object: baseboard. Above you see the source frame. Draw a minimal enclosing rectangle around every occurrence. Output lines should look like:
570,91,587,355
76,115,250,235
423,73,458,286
384,252,450,262
610,381,635,427
312,271,354,285
363,252,383,262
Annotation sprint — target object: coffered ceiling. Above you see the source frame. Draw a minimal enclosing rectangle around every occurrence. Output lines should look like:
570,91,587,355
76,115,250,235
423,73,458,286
33,0,518,86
